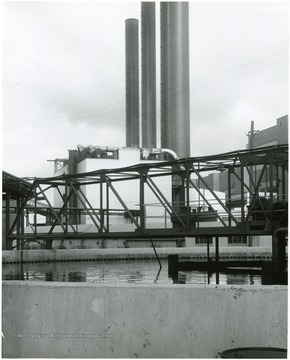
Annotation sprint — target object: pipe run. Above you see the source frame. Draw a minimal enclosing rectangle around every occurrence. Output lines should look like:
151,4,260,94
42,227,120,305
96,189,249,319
161,148,179,160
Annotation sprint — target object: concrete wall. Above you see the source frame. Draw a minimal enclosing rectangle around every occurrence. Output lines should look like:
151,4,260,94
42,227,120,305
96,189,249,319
2,281,287,358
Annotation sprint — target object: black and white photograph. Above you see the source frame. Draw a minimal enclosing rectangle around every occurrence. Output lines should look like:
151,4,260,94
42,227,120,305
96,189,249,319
2,0,288,358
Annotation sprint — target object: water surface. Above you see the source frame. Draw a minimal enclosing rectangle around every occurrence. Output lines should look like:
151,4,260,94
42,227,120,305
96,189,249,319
2,259,261,285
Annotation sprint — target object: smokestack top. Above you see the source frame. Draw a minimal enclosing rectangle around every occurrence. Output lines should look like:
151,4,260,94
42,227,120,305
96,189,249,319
125,18,138,23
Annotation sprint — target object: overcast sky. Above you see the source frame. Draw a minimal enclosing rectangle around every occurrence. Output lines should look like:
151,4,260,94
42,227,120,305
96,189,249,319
2,1,289,178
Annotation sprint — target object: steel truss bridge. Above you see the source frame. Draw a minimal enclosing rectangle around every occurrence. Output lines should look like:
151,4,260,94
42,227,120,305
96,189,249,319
3,145,288,250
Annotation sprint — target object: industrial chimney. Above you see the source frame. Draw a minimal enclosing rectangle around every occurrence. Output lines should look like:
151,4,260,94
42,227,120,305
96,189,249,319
141,2,157,149
125,18,140,148
160,2,190,159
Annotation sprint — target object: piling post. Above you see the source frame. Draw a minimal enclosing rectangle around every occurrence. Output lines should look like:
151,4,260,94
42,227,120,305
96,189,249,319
207,237,210,263
168,254,178,278
215,236,220,284
272,227,287,271
215,236,219,262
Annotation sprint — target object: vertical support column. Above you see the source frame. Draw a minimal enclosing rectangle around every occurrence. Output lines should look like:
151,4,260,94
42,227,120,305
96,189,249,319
215,236,219,262
46,207,51,226
215,236,220,285
227,168,232,228
240,163,245,223
269,157,274,224
207,237,210,263
275,164,280,201
34,185,37,243
248,121,255,202
207,237,211,284
16,198,21,250
139,171,146,231
78,207,81,232
106,179,110,232
100,175,104,233
281,165,286,202
20,197,25,250
248,122,255,247
185,163,191,232
64,181,68,235
5,192,11,250
26,208,29,227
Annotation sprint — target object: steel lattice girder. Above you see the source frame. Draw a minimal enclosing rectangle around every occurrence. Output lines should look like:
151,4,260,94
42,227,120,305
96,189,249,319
5,145,288,245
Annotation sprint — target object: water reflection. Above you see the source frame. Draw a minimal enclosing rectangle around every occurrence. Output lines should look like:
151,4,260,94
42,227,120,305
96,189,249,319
154,267,162,284
227,273,248,285
171,272,187,284
226,273,258,285
45,272,53,282
2,260,262,285
68,271,87,282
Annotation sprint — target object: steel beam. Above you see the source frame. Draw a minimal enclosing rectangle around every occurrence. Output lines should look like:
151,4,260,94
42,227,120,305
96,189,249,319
4,145,287,247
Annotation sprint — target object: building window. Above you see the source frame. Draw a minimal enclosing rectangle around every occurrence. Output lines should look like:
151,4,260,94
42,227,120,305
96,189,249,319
228,235,247,245
195,236,213,245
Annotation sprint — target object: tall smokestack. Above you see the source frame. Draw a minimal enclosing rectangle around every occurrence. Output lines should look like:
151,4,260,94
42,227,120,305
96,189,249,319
141,2,157,149
125,18,140,148
160,2,190,158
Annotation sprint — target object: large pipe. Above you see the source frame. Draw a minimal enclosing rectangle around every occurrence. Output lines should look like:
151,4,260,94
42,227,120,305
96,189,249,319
160,2,190,159
161,148,179,160
141,2,157,149
125,18,140,148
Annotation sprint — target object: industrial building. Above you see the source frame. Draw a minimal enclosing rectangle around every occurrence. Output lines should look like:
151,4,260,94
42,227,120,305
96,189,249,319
3,2,193,250
49,2,288,249
53,147,173,231
2,3,288,358
190,115,288,247
49,3,191,248
50,115,287,249
3,3,288,251
195,115,288,195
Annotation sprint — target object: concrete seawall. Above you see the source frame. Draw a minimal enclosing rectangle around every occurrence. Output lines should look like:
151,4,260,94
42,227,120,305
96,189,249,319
2,246,273,263
2,281,287,358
